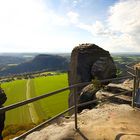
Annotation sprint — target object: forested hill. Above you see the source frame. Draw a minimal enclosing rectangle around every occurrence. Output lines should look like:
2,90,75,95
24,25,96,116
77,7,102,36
0,56,26,67
0,54,69,76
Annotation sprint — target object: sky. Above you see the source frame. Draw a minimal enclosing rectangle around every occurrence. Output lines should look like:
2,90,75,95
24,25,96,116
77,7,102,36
0,0,140,53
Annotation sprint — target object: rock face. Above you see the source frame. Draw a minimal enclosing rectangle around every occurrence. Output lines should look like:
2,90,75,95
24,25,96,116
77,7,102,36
25,104,140,140
68,43,116,109
78,84,98,112
91,57,116,79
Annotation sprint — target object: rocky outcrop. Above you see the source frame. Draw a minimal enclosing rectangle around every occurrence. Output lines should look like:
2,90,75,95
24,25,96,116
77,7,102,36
68,43,116,109
78,79,133,112
91,57,116,79
134,63,140,69
78,84,98,112
25,104,140,140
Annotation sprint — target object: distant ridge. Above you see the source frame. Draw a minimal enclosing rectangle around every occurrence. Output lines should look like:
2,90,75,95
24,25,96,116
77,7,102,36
0,54,69,76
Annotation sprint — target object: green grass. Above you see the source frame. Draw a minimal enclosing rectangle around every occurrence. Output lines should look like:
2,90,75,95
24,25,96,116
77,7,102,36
1,73,69,125
2,80,32,125
33,73,69,118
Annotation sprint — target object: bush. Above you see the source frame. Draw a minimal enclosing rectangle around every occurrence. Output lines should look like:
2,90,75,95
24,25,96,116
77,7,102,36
92,77,101,89
3,124,36,139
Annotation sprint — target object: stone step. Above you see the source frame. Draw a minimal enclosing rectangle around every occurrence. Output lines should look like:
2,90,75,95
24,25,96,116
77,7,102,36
96,90,132,105
109,94,132,105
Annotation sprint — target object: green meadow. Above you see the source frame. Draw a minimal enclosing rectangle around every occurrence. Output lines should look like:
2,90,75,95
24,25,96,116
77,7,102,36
1,73,69,126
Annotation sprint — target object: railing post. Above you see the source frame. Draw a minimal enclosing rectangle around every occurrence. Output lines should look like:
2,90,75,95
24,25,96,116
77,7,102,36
132,74,136,107
74,90,78,130
132,67,139,107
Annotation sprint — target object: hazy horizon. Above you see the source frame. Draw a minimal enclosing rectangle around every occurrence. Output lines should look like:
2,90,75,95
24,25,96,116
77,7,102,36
0,52,140,55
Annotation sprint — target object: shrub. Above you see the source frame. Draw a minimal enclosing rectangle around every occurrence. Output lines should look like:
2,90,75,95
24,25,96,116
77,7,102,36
92,77,101,90
3,124,36,139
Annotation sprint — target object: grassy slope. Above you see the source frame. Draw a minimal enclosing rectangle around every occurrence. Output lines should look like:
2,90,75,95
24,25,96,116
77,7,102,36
34,73,69,118
26,79,45,123
1,73,69,125
2,80,32,125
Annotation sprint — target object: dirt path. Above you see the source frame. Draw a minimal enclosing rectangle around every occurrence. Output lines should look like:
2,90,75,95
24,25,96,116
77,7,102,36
26,79,39,123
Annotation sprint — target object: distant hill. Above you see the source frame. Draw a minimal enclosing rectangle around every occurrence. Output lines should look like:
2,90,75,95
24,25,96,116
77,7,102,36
0,56,27,67
0,54,69,76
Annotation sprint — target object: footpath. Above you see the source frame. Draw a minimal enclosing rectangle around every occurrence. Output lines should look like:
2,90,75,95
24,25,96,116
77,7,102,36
26,79,39,123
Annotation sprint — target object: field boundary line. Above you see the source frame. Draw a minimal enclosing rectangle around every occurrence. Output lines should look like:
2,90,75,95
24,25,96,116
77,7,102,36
26,79,39,123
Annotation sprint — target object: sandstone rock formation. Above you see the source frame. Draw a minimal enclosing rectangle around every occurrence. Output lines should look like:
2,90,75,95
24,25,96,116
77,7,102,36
134,63,140,69
96,82,132,105
78,84,98,112
91,56,116,79
78,79,133,112
25,103,140,140
68,43,116,109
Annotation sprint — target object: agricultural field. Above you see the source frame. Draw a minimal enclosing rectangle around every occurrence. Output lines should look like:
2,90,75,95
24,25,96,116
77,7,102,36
1,73,69,126
112,54,140,76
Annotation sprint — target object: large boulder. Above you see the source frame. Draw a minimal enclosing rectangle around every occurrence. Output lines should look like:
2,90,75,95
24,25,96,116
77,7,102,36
91,57,116,79
68,43,116,110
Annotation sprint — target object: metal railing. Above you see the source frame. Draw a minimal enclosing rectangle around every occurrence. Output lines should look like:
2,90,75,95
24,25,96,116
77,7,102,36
126,65,140,107
0,75,133,140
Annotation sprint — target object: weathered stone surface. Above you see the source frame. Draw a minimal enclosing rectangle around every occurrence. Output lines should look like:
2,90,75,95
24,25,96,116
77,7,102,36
68,43,116,110
134,63,140,69
25,104,140,140
96,82,132,105
91,57,116,79
78,84,98,112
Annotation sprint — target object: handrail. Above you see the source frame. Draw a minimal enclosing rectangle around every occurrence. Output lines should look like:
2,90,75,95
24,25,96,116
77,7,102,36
0,81,90,113
14,106,75,140
14,90,131,140
78,90,132,108
127,71,136,77
0,75,133,140
125,65,135,71
0,76,132,113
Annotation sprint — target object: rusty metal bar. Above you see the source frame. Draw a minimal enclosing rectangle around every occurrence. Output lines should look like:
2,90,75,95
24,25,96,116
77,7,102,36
15,90,131,140
100,75,132,83
0,75,133,140
0,76,132,113
74,89,78,130
125,65,135,71
0,82,90,113
14,106,74,140
78,90,131,108
127,71,136,77
132,76,136,107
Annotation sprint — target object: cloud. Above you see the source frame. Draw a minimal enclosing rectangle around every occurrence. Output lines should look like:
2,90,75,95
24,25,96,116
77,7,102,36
108,0,140,34
0,0,70,52
0,0,140,53
107,0,140,52
67,11,79,24
78,21,112,36
73,0,140,52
